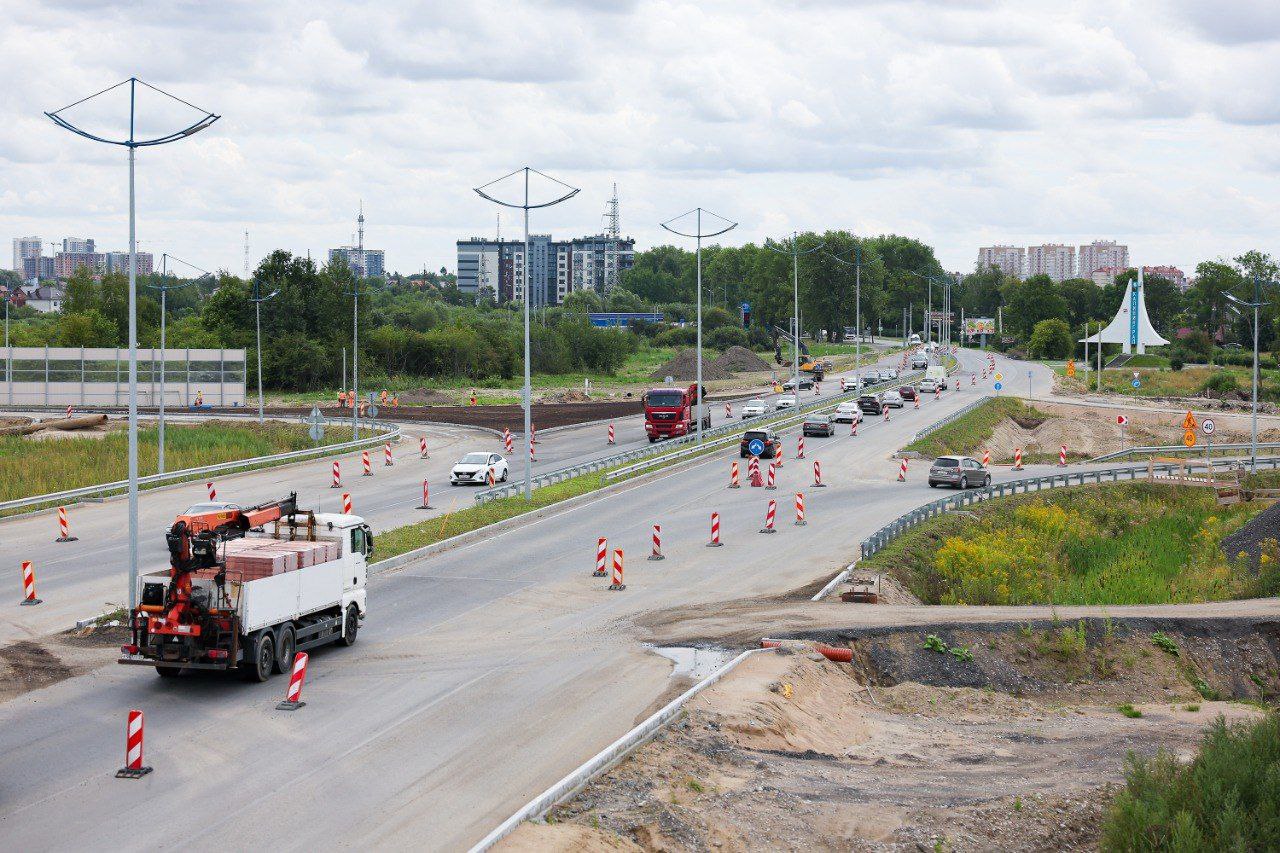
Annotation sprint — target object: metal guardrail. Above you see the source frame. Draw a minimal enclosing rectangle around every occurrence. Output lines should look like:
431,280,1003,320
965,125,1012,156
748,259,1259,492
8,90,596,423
910,394,991,443
1090,442,1280,464
473,370,926,503
0,417,400,515
858,455,1280,560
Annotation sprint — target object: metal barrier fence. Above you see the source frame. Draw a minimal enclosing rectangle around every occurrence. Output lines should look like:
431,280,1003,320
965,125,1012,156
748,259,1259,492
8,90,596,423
1090,442,1280,463
858,455,1280,560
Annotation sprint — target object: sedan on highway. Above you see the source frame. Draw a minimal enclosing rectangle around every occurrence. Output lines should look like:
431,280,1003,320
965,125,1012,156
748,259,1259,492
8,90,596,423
881,390,904,409
451,452,508,486
802,414,835,437
898,385,917,401
857,393,883,415
918,378,939,394
740,428,782,458
840,376,862,393
928,455,991,489
782,376,815,391
832,401,862,423
775,394,797,410
741,398,768,418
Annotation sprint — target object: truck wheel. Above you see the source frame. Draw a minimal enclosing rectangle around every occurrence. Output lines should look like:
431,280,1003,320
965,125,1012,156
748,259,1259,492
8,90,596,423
155,666,181,678
245,632,274,682
338,604,359,647
274,624,296,674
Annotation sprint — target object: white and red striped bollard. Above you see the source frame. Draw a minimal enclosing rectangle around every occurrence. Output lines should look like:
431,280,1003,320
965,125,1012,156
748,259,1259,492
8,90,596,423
342,493,352,514
797,435,805,459
331,461,341,488
760,499,777,534
56,505,77,542
1059,445,1067,467
418,479,433,510
529,438,536,463
934,386,940,400
766,463,777,490
384,442,394,466
530,423,538,444
883,407,890,423
649,524,664,561
362,450,372,476
20,560,40,606
971,374,976,387
775,444,784,468
607,423,615,445
504,431,514,454
487,467,496,487
115,709,151,778
419,436,429,458
914,394,920,409
594,538,608,576
608,549,626,590
795,492,806,526
982,449,990,467
729,460,740,488
813,460,825,487
1014,447,1023,470
708,512,722,547
851,419,858,437
725,402,731,419
66,405,73,418
897,457,908,482
206,482,217,501
276,652,309,710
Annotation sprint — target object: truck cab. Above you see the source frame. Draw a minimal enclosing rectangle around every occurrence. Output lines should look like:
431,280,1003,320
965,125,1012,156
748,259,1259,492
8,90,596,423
643,384,710,442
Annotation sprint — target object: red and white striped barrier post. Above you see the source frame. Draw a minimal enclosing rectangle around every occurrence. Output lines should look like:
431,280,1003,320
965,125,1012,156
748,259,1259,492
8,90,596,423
529,437,537,463
419,436,429,459
384,442,394,467
760,499,777,534
775,443,784,468
971,374,976,387
795,491,806,526
362,450,372,477
797,435,805,459
1059,445,1067,467
851,419,858,437
982,449,990,467
56,506,78,542
649,524,664,561
897,457,908,482
115,709,152,778
914,395,920,410
883,407,890,423
20,560,40,606
66,405,73,418
608,549,626,590
813,460,825,487
205,482,217,501
417,479,433,510
276,652,309,710
1013,447,1024,470
342,493,352,514
331,461,341,488
530,423,538,444
724,402,732,419
487,467,496,487
708,512,722,547
607,423,615,445
749,456,762,487
766,463,777,490
504,431,514,455
729,460,740,488
594,538,608,576
934,386,940,400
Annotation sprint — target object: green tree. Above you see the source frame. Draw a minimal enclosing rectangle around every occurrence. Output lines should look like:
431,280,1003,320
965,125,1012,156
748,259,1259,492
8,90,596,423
63,266,98,315
1057,278,1101,331
57,309,117,346
1003,275,1068,339
1187,261,1242,341
620,245,693,304
1028,318,1072,359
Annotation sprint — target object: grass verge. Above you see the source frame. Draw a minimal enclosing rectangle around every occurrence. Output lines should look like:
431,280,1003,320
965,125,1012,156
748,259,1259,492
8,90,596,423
1101,714,1279,851
902,397,1048,460
860,482,1280,605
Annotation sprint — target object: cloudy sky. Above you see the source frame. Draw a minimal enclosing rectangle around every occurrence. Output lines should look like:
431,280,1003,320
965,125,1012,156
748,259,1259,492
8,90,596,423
2,0,1278,278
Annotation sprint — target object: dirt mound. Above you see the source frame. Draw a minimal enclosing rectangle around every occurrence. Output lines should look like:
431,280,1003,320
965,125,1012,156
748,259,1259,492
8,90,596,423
397,387,454,405
538,389,591,404
711,346,770,373
1220,500,1280,566
649,349,731,382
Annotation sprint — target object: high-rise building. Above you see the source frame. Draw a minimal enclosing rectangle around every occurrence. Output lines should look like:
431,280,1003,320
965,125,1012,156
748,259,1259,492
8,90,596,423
456,233,635,307
61,237,96,254
1090,266,1128,287
54,251,105,279
12,236,42,273
1078,240,1128,279
22,256,55,281
103,251,154,277
328,204,386,279
1143,265,1188,291
1026,244,1075,282
976,245,1025,278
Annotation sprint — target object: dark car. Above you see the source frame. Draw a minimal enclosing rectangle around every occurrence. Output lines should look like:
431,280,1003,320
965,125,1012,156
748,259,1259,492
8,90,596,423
857,393,883,415
802,414,834,437
899,385,917,401
740,428,782,458
782,376,815,391
928,455,992,489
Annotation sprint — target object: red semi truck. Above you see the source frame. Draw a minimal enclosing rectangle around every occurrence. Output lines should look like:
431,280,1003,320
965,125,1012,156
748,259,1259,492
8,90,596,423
643,383,710,442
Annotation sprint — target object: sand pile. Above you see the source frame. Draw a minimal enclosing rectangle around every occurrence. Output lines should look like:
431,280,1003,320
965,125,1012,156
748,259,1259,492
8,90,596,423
712,345,771,373
649,349,731,382
538,389,591,403
398,388,455,405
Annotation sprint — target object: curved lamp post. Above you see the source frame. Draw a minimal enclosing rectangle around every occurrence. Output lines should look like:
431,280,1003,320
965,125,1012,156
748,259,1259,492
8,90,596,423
766,233,824,394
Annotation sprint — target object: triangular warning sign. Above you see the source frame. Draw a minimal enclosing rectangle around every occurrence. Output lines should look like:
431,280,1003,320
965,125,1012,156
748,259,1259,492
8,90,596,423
1182,410,1198,430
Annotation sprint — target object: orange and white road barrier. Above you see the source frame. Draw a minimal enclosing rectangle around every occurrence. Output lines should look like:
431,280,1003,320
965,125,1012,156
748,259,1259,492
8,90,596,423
362,450,372,476
504,431,514,454
766,463,777,490
649,524,664,561
529,438,537,463
1014,448,1024,470
749,456,763,487
530,423,538,444
419,436,429,458
276,652,309,710
851,419,858,437
417,479,433,510
66,405,73,418
594,538,608,577
56,506,77,542
608,549,626,590
934,386,940,400
331,461,341,488
760,500,777,534
1059,445,1067,467
795,492,806,526
708,512,723,547
487,467,496,487
384,442,394,467
982,449,990,467
206,482,217,500
797,436,805,459
725,402,732,419
775,444,784,468
115,709,152,778
729,461,740,488
607,423,615,445
812,460,825,488
342,493,352,514
897,458,908,482
883,407,890,423
20,560,40,606
971,374,976,387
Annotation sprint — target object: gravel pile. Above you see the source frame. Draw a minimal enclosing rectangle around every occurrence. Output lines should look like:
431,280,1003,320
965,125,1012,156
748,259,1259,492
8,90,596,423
712,345,771,373
649,349,731,382
1220,499,1280,566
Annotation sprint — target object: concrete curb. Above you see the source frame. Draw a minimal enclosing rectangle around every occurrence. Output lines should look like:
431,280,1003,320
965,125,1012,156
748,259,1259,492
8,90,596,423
812,561,855,601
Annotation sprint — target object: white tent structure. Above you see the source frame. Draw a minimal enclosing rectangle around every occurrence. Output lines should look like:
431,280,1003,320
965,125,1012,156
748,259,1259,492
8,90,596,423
1079,268,1169,354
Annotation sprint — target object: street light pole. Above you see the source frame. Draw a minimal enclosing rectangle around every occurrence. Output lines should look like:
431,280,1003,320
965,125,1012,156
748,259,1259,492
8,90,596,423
250,278,279,424
825,244,863,384
661,208,738,445
46,77,218,612
766,233,824,394
1226,279,1273,473
145,253,206,473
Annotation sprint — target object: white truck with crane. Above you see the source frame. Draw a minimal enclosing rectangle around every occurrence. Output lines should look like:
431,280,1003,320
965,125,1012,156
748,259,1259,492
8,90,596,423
119,492,371,682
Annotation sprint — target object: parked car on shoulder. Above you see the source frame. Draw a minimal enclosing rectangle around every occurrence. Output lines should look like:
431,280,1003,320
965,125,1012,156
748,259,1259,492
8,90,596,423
833,401,863,423
857,393,883,415
740,428,782,458
802,414,835,437
928,455,991,489
741,398,768,418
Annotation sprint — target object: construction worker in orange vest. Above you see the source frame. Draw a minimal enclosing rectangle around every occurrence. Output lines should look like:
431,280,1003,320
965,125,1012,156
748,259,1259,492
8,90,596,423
338,389,347,409
380,389,388,405
392,393,399,408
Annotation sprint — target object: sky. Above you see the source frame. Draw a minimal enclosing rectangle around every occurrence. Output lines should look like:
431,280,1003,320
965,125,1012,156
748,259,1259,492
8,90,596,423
2,0,1279,278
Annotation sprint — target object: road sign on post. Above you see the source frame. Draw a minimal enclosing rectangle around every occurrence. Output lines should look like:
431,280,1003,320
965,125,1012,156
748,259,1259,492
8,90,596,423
305,406,325,443
1183,429,1197,448
1182,411,1198,431
1201,418,1215,435
1066,359,1076,377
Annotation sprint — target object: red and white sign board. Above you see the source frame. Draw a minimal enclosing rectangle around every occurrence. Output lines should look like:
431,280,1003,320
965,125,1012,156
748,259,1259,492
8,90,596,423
1116,415,1129,426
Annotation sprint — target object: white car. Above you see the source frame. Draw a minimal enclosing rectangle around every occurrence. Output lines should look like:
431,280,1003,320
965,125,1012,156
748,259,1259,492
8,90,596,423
833,401,863,423
741,398,768,418
918,378,939,394
840,376,862,393
775,395,797,410
451,452,509,486
882,390,904,408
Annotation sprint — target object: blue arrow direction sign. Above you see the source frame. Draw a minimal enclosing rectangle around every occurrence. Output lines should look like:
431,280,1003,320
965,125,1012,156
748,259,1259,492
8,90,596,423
748,438,766,456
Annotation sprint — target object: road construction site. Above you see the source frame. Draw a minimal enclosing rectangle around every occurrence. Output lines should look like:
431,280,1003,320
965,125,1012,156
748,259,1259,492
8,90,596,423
1,346,1277,851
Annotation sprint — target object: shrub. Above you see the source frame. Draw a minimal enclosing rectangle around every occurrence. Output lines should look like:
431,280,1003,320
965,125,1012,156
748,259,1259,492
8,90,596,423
1200,372,1239,395
653,326,697,348
1170,356,1184,371
1028,319,1072,359
705,326,749,350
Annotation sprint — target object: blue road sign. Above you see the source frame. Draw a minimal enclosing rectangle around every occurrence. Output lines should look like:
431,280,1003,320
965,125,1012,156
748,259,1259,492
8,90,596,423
748,438,766,456
1132,379,1141,388
994,382,1003,391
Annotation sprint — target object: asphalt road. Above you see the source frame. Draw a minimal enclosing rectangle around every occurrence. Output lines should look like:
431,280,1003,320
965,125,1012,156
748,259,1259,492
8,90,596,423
0,346,1080,851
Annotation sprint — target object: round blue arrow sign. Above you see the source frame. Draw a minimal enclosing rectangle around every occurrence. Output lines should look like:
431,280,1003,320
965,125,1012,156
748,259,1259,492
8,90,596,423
748,438,766,456
994,382,1003,391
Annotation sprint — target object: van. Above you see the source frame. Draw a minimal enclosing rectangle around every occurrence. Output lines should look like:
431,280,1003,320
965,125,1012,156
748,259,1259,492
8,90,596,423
925,365,948,389
908,333,921,346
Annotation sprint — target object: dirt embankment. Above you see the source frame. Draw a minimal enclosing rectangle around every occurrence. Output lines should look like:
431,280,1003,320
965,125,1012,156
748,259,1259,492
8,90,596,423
504,617,1278,852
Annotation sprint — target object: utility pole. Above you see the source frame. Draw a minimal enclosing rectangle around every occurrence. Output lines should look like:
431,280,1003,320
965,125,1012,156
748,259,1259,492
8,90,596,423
825,243,863,383
766,233,824,393
250,277,279,424
145,253,207,473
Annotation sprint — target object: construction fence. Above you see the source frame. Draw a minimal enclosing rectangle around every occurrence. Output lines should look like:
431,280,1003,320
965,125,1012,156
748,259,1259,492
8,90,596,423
1,347,247,408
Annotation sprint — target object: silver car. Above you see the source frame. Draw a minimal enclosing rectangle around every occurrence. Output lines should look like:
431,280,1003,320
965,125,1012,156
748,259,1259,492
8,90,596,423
928,455,991,489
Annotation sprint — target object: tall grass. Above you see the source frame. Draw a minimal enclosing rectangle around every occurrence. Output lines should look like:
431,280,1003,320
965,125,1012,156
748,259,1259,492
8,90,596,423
1102,714,1280,852
0,421,354,502
904,397,1048,459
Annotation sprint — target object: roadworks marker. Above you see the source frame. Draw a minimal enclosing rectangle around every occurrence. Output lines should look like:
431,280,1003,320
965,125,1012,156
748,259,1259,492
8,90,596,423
760,500,777,534
649,524,664,561
362,450,372,476
795,492,806,526
1013,447,1024,470
897,458,908,482
342,493,352,514
115,709,152,779
417,480,433,510
384,442,394,466
206,482,217,500
708,512,722,547
20,560,40,605
56,505,78,542
276,652,309,710
812,460,825,487
766,463,777,490
608,549,626,590
594,538,608,576
331,461,341,488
